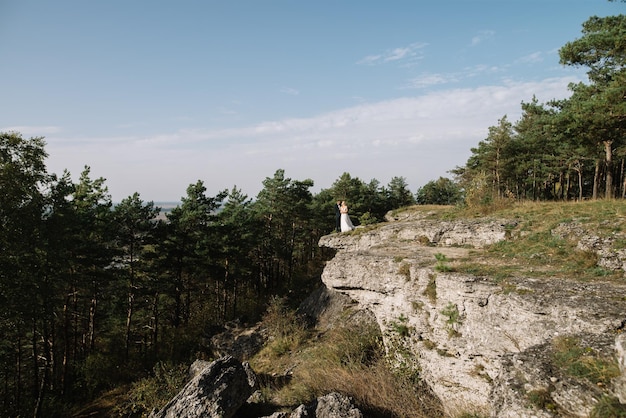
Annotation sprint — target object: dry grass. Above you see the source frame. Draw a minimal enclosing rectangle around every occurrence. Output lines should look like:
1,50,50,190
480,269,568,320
424,199,626,282
287,324,443,417
256,200,626,417
249,300,445,417
298,359,442,418
411,199,626,227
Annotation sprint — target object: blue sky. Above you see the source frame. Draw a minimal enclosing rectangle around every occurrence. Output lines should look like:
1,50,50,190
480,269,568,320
1,1,623,202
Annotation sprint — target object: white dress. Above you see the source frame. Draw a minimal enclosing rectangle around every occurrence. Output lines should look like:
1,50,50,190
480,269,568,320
340,210,355,232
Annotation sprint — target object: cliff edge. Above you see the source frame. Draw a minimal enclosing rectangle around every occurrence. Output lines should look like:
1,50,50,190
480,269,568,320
319,205,626,417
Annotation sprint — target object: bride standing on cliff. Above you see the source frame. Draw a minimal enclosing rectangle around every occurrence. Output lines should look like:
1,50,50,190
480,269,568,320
340,201,355,232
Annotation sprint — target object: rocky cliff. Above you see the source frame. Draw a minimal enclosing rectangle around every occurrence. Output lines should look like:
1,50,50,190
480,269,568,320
318,207,626,417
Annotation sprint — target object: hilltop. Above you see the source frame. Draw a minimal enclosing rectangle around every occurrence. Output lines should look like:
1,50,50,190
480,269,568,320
84,200,626,417
245,200,626,417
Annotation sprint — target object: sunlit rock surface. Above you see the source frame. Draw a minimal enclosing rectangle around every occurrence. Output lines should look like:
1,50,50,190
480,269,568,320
319,210,626,417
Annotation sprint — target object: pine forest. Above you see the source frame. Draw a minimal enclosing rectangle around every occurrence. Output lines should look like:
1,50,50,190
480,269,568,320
1,11,626,418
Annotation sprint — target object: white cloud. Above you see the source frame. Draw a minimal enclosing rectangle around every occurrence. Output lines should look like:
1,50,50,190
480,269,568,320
386,47,413,62
357,54,383,65
463,64,507,77
407,73,459,89
516,51,544,64
471,30,495,46
357,42,428,66
405,65,508,89
280,87,300,95
218,107,238,116
42,76,580,202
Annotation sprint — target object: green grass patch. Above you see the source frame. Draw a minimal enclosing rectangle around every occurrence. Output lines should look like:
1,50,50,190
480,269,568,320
445,199,626,282
112,362,188,417
434,253,452,272
390,314,411,338
526,388,557,412
441,302,462,337
455,262,516,282
590,395,626,417
552,336,620,386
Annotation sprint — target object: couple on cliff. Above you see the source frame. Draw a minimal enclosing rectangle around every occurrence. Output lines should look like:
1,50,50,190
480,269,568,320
335,200,355,232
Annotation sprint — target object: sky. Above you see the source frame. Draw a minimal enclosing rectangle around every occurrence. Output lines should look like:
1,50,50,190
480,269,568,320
1,1,623,203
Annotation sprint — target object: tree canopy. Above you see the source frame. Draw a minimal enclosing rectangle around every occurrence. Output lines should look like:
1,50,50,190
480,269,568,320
454,13,626,202
3,7,626,416
0,134,416,417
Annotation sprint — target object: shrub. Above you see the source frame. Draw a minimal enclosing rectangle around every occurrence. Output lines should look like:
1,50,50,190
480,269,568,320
526,388,556,411
441,302,462,337
296,323,443,417
261,296,309,356
398,262,411,280
415,177,463,205
423,273,437,303
113,362,187,417
359,211,379,225
590,395,626,417
79,352,134,397
390,314,411,338
434,253,451,272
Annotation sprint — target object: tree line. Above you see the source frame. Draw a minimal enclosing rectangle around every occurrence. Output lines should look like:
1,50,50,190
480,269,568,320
0,131,415,417
449,13,626,203
3,8,624,417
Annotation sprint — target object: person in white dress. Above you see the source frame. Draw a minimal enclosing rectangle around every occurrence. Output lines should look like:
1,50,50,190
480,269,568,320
339,201,355,232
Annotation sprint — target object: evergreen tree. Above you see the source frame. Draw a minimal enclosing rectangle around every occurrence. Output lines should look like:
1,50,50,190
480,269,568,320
0,132,49,417
387,176,415,208
559,14,626,198
359,179,387,224
253,169,314,295
216,186,259,320
416,177,463,205
162,181,226,329
111,193,160,361
512,98,562,200
330,172,366,222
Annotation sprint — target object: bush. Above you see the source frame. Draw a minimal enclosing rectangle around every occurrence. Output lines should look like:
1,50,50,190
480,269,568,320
423,274,437,303
359,211,379,225
434,253,451,272
263,296,308,343
80,352,131,396
398,262,411,280
113,362,188,417
441,302,462,337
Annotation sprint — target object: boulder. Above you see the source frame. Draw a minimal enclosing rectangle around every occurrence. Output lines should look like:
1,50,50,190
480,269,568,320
261,392,362,418
314,392,363,418
150,356,258,418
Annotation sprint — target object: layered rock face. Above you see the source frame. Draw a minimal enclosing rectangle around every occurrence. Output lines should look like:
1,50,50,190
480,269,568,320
319,210,626,417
